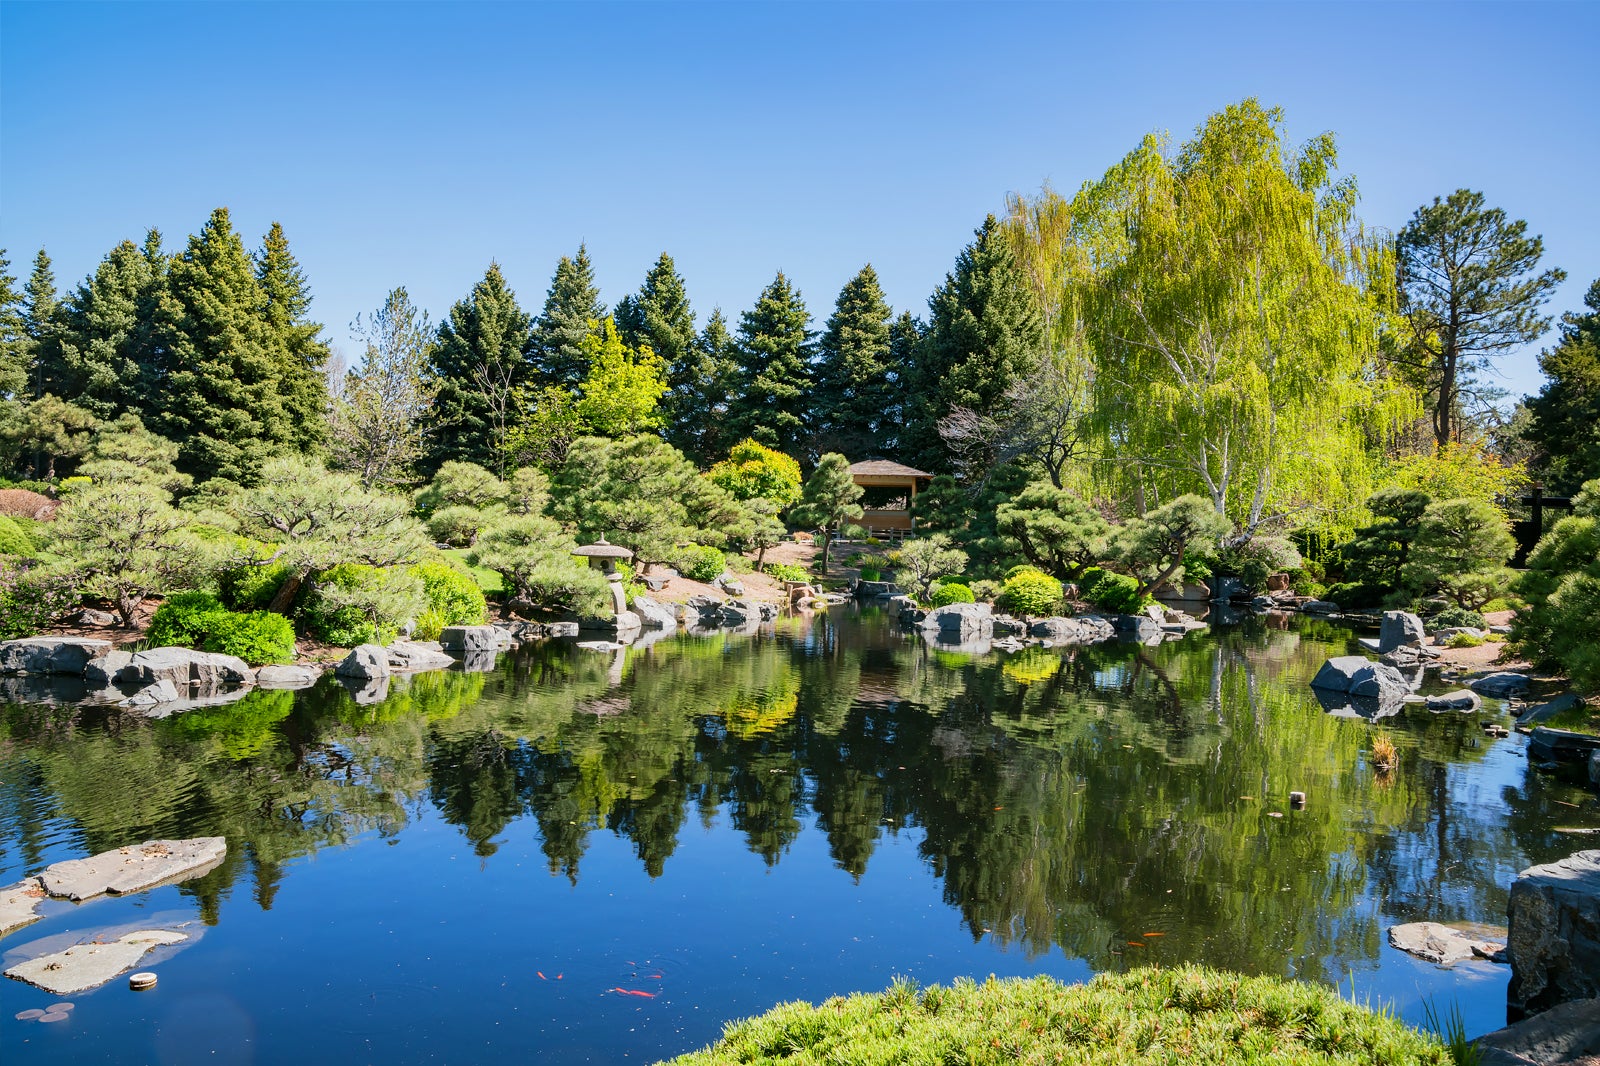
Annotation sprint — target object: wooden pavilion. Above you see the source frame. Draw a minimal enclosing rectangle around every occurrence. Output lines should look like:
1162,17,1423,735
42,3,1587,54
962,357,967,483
847,460,934,537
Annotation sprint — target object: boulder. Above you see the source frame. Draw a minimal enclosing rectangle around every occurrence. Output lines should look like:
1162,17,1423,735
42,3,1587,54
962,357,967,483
0,636,113,676
1378,611,1426,653
38,837,228,901
1508,849,1600,1014
1474,996,1600,1066
1434,626,1486,643
853,580,898,599
386,641,455,672
1208,575,1244,603
1251,596,1276,611
255,664,321,690
1310,655,1409,703
338,675,390,704
1521,692,1583,724
631,596,678,631
1112,614,1163,644
1381,644,1440,669
992,616,1027,637
438,625,513,653
921,602,992,640
544,621,580,638
122,647,252,690
1164,581,1211,602
1387,921,1505,966
73,608,119,627
5,929,190,995
1527,726,1600,765
1472,672,1531,698
1029,616,1116,644
1425,690,1483,712
1301,599,1342,615
83,649,134,685
334,644,390,680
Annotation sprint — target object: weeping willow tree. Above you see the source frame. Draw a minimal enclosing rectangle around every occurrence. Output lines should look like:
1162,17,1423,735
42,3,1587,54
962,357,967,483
1007,100,1414,537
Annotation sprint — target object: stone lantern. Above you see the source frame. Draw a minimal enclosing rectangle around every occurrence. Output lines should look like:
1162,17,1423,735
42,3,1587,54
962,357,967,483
572,536,639,632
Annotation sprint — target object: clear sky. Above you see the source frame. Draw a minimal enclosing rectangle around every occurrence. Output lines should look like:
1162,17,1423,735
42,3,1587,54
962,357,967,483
3,1,1596,400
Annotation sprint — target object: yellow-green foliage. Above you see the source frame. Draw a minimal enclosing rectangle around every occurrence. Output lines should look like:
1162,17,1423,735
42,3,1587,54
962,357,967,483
665,966,1451,1066
706,439,803,507
0,515,37,557
1444,632,1484,648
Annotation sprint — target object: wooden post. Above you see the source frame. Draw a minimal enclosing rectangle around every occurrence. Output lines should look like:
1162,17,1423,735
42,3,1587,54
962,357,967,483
1531,483,1544,540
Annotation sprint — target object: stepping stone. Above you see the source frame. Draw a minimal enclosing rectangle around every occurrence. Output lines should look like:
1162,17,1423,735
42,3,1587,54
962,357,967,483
4,929,186,995
38,838,226,901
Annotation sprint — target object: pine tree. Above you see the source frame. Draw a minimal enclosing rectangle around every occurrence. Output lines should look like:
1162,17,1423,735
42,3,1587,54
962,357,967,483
530,244,605,390
152,207,294,484
812,264,894,461
423,262,534,474
902,216,1044,473
728,272,815,450
1525,278,1600,492
0,251,26,402
256,223,332,453
23,249,64,400
329,286,436,488
665,308,741,464
48,239,163,419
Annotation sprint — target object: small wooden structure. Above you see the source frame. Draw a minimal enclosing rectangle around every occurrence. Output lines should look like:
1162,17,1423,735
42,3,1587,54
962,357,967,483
847,460,934,536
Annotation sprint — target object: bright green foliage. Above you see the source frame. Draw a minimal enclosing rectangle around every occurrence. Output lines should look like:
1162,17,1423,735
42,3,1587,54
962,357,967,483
762,562,809,584
255,222,331,453
1398,189,1566,448
1080,568,1147,613
665,966,1452,1066
728,496,787,567
0,557,75,639
230,457,428,573
1112,494,1232,596
812,264,895,461
78,413,191,495
1,394,98,480
999,567,1064,617
0,515,37,556
423,263,534,473
0,251,26,401
328,287,437,488
667,308,742,464
1427,605,1487,630
1515,486,1600,691
50,481,207,626
146,590,226,646
147,590,297,665
1525,279,1600,492
892,535,969,602
302,563,426,647
151,208,298,484
408,558,488,630
43,236,166,419
1385,442,1526,514
574,317,667,436
415,461,507,514
505,466,549,515
675,543,727,583
929,582,974,607
789,453,864,573
902,216,1044,473
706,439,803,506
728,272,814,449
995,482,1107,581
530,245,606,390
469,513,609,615
1404,498,1515,608
219,554,291,611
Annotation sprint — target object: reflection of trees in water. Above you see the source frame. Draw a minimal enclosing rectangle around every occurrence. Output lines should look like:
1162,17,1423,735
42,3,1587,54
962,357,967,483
0,613,1578,980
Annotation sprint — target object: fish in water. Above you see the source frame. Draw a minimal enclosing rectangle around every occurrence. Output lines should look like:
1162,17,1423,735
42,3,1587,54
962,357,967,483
613,987,657,998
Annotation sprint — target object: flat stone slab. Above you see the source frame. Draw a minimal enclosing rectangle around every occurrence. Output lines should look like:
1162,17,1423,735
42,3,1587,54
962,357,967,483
1475,996,1600,1066
1388,921,1505,965
0,880,47,937
0,637,114,676
5,929,187,994
1426,690,1483,712
1473,672,1532,697
38,838,227,901
255,664,321,689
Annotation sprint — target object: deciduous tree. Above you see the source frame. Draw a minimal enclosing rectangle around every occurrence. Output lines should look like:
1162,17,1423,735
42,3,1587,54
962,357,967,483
328,287,436,488
706,439,803,507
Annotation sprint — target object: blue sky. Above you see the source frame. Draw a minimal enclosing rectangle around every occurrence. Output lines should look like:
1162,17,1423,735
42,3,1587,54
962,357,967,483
3,1,1596,401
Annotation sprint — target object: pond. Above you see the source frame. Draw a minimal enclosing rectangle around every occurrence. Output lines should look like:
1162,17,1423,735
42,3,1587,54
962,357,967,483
2,608,1597,1063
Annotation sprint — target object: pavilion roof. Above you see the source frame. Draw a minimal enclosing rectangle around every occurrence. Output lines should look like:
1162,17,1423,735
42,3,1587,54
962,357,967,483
847,460,933,479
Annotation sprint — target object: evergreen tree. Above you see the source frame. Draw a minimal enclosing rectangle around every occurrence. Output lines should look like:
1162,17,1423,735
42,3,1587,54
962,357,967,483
667,308,740,464
530,245,605,390
615,252,704,451
789,452,864,572
422,263,534,475
883,311,921,458
812,264,894,461
329,287,436,488
728,272,815,450
256,223,331,453
49,239,163,419
152,207,294,484
0,251,26,402
23,249,64,400
902,216,1044,473
1524,279,1600,492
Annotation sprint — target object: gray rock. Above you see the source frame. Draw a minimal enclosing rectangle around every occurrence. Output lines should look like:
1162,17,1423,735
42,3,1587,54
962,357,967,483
1301,599,1342,614
1163,581,1211,602
1208,575,1244,602
921,602,993,640
438,625,513,653
386,641,455,672
338,675,390,703
1474,996,1600,1066
1527,726,1600,765
1381,644,1440,669
458,650,500,673
576,640,627,652
1029,616,1116,644
5,929,189,995
73,608,119,627
83,649,134,684
992,616,1026,637
122,647,252,690
1508,849,1600,1014
853,579,898,599
0,636,114,675
630,596,678,631
255,664,321,689
334,644,390,680
120,678,181,707
1433,626,1486,643
544,621,580,638
38,837,228,901
1112,614,1163,644
1379,610,1426,653
1521,692,1583,724
1472,672,1531,697
1310,655,1409,703
1250,595,1276,611
0,879,46,937
1425,690,1483,712
1387,921,1504,965
1592,749,1600,788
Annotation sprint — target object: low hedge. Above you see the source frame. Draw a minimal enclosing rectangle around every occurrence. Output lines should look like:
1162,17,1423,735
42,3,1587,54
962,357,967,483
664,966,1453,1065
146,591,296,665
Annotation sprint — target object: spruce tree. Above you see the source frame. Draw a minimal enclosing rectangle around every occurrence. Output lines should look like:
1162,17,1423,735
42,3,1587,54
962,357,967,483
256,223,331,453
728,272,815,450
1525,278,1600,492
48,239,163,419
152,207,294,484
812,264,894,461
615,253,700,450
0,251,25,402
23,249,64,399
530,244,605,389
667,308,740,464
883,311,921,460
902,216,1044,472
423,262,534,474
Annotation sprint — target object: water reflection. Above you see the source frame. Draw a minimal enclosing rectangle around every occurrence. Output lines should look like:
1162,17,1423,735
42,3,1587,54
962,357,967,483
1,610,1595,987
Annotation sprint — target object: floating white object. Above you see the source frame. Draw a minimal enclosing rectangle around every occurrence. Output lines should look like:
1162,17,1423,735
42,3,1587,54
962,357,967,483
129,971,158,990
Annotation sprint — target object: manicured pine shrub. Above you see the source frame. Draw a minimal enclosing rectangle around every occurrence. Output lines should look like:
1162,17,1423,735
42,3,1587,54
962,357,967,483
676,543,727,583
999,567,1064,617
929,582,974,607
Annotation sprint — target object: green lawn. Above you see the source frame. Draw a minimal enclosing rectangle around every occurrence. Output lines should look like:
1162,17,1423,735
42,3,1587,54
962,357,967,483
440,549,503,595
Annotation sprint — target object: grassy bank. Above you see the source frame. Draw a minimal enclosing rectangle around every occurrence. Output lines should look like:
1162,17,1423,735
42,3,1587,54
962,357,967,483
662,966,1454,1065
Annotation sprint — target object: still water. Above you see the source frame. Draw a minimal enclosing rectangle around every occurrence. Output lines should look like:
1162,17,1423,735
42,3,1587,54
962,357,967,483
2,608,1596,1063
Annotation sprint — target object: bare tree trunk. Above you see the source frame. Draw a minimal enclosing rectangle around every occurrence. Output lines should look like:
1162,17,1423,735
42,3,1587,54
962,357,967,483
269,569,306,616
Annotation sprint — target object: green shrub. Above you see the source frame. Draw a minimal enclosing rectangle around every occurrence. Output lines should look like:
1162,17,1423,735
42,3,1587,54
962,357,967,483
147,591,296,665
1004,563,1044,582
999,569,1064,617
219,559,291,611
929,582,974,607
1445,632,1485,648
1083,569,1147,614
858,566,881,582
300,563,426,647
763,562,810,584
409,558,488,628
0,515,38,557
1427,605,1486,630
0,558,76,639
676,543,727,583
147,591,229,648
1180,551,1213,583
1324,580,1385,608
840,524,869,540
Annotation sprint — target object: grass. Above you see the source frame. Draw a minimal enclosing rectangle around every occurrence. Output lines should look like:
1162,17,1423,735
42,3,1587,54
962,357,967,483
1372,733,1398,771
1420,998,1482,1066
661,966,1453,1065
439,548,503,594
1543,701,1600,737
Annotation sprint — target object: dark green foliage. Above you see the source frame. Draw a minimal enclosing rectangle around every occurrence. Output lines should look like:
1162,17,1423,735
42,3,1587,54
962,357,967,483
789,453,863,572
728,272,814,450
0,251,27,401
1340,488,1431,599
146,590,297,665
1405,498,1515,609
901,216,1044,472
1524,278,1600,492
1427,605,1487,630
423,263,534,473
0,514,37,556
255,223,331,454
616,254,697,436
21,249,64,399
675,543,727,583
1514,489,1600,691
1081,568,1146,614
151,208,295,483
999,567,1063,617
929,582,974,607
40,237,165,419
1216,536,1302,593
1112,494,1231,596
0,557,75,639
146,590,227,647
530,245,605,390
220,558,291,611
994,481,1108,580
812,264,894,461
665,308,741,464
909,474,969,535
